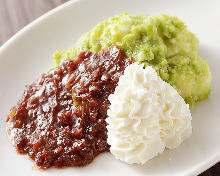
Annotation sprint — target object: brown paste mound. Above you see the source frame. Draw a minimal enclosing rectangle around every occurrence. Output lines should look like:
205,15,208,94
6,45,133,169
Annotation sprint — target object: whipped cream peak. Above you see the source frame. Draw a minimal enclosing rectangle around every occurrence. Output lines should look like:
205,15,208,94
106,63,192,164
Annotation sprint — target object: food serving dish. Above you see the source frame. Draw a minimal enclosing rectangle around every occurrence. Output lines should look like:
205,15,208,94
0,0,220,175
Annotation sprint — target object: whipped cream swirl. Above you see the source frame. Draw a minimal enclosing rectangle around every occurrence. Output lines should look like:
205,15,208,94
106,63,192,164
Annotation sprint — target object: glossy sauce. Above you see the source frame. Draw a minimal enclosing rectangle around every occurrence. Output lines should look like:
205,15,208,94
6,45,133,169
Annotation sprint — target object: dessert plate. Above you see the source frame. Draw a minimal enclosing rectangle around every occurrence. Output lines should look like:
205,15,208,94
0,0,219,175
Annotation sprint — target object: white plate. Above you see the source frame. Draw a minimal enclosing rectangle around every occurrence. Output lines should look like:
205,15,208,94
0,0,220,175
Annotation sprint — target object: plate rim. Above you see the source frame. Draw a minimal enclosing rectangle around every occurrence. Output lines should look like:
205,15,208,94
0,0,79,53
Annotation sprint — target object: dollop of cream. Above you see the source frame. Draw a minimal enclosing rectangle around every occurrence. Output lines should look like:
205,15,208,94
106,63,192,164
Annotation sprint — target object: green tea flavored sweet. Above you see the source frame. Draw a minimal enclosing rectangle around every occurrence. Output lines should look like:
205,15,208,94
53,12,212,105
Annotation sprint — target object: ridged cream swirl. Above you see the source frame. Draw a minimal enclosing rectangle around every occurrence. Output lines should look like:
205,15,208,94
106,63,192,164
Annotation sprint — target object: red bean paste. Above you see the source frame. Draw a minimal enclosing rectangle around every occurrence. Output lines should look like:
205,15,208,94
6,45,133,169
